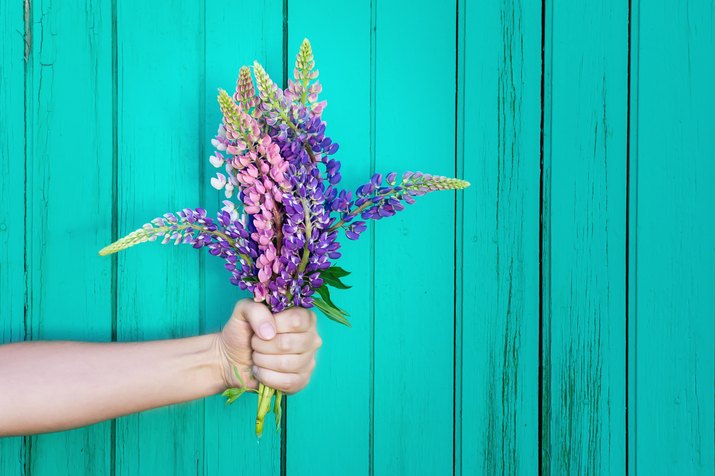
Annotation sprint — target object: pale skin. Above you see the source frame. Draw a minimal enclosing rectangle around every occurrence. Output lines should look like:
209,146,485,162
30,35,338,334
0,299,322,437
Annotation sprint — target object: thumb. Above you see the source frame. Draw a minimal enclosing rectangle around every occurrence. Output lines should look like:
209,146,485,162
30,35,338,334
232,299,277,340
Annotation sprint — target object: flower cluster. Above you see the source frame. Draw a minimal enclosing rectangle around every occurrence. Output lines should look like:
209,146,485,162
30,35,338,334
99,38,470,436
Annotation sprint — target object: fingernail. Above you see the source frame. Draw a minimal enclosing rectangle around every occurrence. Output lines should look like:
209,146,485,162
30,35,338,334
252,365,259,378
259,323,276,340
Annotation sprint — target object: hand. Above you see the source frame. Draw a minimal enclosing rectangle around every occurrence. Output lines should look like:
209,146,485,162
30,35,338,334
216,299,322,394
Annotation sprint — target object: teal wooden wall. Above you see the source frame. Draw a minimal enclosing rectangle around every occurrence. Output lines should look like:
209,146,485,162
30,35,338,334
1,0,713,474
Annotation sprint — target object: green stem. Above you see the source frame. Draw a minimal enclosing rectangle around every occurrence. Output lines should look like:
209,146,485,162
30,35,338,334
99,222,254,268
327,187,400,233
328,202,370,233
297,198,312,275
191,224,254,267
279,109,300,133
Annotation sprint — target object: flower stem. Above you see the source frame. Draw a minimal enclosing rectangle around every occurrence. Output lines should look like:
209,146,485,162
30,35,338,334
256,382,274,437
297,198,313,275
327,187,398,233
98,222,254,267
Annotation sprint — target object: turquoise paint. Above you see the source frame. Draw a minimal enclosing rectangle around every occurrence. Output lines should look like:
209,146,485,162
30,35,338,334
372,1,456,474
630,1,715,474
543,0,628,474
0,1,28,474
202,1,284,474
114,1,205,474
0,1,713,475
22,0,114,474
459,0,542,474
286,1,373,475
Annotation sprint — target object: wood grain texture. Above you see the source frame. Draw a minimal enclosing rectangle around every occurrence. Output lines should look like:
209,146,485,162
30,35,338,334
630,1,715,474
372,1,456,474
0,0,28,473
286,1,373,474
458,0,542,474
2,2,715,474
114,1,204,474
22,0,114,474
202,1,283,474
542,1,628,474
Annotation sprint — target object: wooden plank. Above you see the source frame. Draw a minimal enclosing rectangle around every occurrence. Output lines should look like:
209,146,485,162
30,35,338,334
542,1,628,474
459,0,542,474
630,1,715,474
373,1,455,474
285,2,373,475
20,0,114,474
202,1,283,474
114,2,204,474
0,0,28,473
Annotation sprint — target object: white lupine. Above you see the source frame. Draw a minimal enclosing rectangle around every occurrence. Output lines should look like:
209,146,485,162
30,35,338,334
224,182,234,199
209,154,224,168
211,173,227,190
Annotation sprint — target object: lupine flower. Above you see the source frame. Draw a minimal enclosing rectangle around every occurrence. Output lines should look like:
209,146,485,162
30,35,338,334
99,38,470,437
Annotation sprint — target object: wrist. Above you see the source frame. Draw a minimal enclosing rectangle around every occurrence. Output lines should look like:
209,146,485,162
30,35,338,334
186,334,228,397
213,332,256,391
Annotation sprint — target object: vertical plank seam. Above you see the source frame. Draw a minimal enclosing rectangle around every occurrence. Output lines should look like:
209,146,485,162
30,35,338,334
368,0,377,473
625,0,632,473
537,0,544,473
22,0,32,473
110,0,119,474
453,0,464,474
538,0,549,474
281,2,289,474
626,0,639,473
198,1,207,474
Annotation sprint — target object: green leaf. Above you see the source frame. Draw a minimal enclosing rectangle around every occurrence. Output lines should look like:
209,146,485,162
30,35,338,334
222,387,246,405
222,365,256,405
274,391,283,431
315,285,349,316
322,274,351,290
232,365,247,387
314,297,352,327
322,266,350,278
320,266,352,289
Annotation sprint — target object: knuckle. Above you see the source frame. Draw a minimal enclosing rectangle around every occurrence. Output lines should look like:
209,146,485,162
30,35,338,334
277,355,292,372
290,313,305,331
314,334,323,349
277,334,292,353
234,298,252,315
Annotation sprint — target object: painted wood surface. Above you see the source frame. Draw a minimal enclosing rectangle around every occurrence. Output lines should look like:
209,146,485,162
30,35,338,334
0,1,28,474
458,0,541,474
202,1,284,474
114,1,204,473
285,1,373,475
372,1,456,474
542,1,628,474
629,1,715,474
0,1,713,475
22,0,115,474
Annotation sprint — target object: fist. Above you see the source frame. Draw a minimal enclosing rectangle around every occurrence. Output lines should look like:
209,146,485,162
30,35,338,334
217,299,322,394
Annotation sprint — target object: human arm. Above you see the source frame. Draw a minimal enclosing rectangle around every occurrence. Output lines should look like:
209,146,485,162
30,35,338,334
0,299,321,436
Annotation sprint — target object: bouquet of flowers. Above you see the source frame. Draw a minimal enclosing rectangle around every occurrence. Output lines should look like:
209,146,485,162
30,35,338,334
99,39,469,436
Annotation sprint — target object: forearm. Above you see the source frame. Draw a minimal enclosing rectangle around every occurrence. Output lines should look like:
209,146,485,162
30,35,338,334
0,335,225,436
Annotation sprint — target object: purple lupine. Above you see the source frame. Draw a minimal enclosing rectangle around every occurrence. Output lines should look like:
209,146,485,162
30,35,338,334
99,38,470,437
